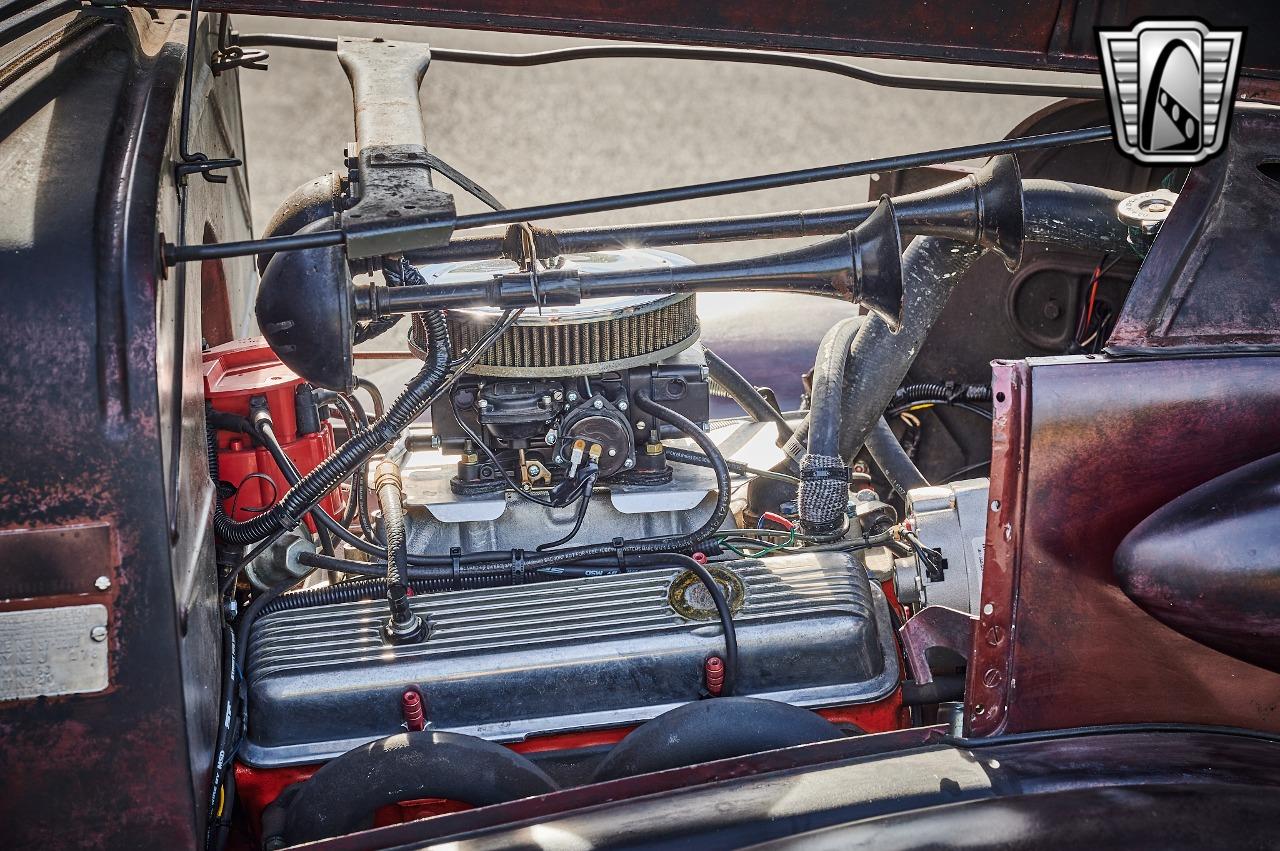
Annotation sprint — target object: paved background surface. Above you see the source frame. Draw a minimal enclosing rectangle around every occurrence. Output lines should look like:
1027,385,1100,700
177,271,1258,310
235,15,1075,407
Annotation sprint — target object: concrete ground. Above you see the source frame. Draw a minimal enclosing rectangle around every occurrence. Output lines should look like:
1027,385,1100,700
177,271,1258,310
235,16,1072,408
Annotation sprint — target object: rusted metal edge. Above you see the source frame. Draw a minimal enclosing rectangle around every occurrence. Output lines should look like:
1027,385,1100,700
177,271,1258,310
965,360,1028,737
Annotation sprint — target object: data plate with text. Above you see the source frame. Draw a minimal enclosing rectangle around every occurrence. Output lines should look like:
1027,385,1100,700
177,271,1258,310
0,605,109,700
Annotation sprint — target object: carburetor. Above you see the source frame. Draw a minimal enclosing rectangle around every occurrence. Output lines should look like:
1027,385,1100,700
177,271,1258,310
424,250,711,494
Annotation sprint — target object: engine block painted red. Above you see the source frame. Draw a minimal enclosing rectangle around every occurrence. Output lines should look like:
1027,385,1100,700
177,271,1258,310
203,338,344,525
232,691,903,840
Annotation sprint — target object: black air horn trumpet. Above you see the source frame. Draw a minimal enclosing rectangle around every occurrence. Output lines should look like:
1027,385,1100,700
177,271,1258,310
406,154,1025,272
257,154,1027,392
258,197,906,391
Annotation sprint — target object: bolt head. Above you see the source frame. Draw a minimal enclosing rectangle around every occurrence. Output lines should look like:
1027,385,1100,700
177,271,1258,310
552,389,564,401
552,455,563,464
567,391,579,402
90,626,107,642
592,399,604,409
477,398,489,409
94,576,111,591
607,448,617,457
527,464,542,476
545,429,558,444
623,458,635,468
617,400,628,411
635,421,647,431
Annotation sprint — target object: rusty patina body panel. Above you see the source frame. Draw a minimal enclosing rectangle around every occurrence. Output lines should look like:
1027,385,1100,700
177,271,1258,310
969,355,1280,737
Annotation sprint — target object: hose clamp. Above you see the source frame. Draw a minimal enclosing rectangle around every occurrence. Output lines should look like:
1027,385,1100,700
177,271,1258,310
515,222,544,313
449,546,463,591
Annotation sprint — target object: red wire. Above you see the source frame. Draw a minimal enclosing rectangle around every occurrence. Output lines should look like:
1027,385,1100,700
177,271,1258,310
758,511,795,531
1084,271,1101,330
1076,258,1104,343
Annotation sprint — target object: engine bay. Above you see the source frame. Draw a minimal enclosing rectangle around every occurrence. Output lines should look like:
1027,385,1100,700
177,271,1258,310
194,33,1147,843
140,22,1158,846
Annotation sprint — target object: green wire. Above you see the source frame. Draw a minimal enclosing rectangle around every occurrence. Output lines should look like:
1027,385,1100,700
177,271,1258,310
721,527,797,559
749,527,796,558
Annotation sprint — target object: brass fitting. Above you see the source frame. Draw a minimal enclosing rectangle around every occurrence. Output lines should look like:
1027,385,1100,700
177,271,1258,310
373,459,403,494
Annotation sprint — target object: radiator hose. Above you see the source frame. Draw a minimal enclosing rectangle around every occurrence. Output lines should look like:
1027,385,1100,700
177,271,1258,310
788,179,1130,532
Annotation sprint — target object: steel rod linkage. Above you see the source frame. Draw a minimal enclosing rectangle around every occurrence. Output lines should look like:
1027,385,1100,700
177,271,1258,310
164,125,1111,264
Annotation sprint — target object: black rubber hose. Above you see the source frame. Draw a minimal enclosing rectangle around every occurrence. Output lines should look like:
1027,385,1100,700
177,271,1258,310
664,446,799,484
785,179,1130,471
704,347,794,444
322,394,365,529
212,311,451,546
797,316,864,536
865,416,929,501
672,553,738,697
901,675,966,705
354,377,385,418
235,571,314,668
590,698,844,782
805,316,863,465
281,731,559,846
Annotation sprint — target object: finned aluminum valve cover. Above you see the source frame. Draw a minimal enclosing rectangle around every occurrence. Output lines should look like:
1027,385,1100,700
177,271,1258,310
242,552,898,767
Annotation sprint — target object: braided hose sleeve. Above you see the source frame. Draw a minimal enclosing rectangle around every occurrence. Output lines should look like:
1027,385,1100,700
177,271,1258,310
375,464,417,633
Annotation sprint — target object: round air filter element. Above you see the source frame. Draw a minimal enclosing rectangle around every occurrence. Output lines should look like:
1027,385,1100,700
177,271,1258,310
413,250,701,377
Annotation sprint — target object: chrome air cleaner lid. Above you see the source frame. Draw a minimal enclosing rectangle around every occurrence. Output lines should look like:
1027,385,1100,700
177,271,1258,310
414,249,700,377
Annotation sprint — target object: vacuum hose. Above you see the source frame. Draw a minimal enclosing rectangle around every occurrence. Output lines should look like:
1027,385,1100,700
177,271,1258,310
374,460,425,643
704,347,795,444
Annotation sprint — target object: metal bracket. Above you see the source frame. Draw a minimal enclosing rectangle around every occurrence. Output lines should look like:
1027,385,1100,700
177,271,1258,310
211,20,268,75
898,604,976,685
336,37,455,259
211,45,268,74
176,152,242,184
